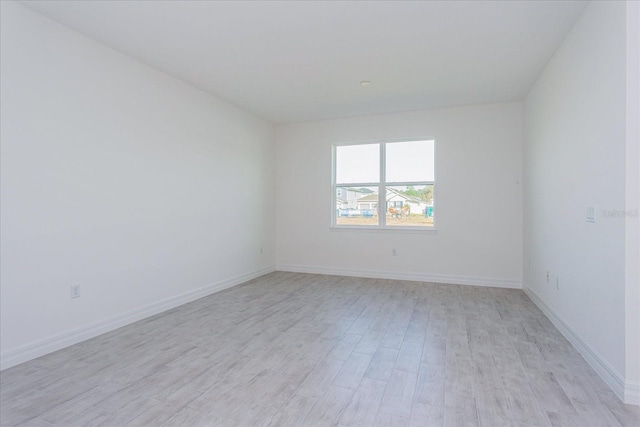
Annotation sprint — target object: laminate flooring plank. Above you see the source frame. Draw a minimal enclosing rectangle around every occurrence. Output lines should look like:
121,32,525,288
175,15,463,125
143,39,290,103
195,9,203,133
364,347,399,381
162,370,219,403
231,369,289,409
501,375,550,426
513,341,549,371
55,409,115,427
6,418,55,427
126,399,184,427
0,366,51,398
597,390,640,427
280,357,319,383
327,333,363,361
421,337,446,366
489,327,515,349
378,370,418,419
338,377,387,427
473,384,511,427
268,394,318,427
445,357,475,397
92,396,160,427
504,322,535,343
525,369,576,415
333,351,373,390
0,409,36,427
472,356,502,389
523,318,553,339
404,316,428,345
353,327,387,355
304,336,341,362
571,400,623,427
295,357,345,398
38,382,123,425
255,370,311,409
414,363,445,407
186,377,250,416
395,341,423,374
469,329,494,357
159,405,214,427
373,412,410,427
302,385,354,427
136,367,198,403
534,335,579,364
587,368,621,394
0,377,101,425
381,319,411,350
492,344,527,380
546,411,590,427
347,314,376,335
232,404,278,427
443,392,480,427
446,329,472,360
551,370,603,405
409,402,444,427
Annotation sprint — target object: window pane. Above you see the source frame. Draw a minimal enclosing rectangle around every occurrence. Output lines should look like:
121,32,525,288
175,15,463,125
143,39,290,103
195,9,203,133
336,186,379,226
336,144,379,184
385,184,434,227
386,140,434,182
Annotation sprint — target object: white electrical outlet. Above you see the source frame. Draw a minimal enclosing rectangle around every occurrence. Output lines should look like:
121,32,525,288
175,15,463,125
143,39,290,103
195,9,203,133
70,285,81,299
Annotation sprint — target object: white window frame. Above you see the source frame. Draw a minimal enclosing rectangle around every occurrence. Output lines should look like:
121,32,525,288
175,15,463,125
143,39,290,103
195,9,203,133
331,139,436,231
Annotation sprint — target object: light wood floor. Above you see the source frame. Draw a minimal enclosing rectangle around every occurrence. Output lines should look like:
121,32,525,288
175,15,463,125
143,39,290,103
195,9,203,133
1,272,639,427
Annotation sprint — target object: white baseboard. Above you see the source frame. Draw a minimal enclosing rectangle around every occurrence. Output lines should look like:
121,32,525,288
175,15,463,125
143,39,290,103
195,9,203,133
524,287,639,405
0,266,275,371
626,380,640,406
276,264,522,289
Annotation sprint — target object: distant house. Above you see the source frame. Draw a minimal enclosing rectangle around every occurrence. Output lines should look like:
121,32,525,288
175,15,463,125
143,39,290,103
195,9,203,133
355,192,378,211
336,187,371,209
357,188,427,215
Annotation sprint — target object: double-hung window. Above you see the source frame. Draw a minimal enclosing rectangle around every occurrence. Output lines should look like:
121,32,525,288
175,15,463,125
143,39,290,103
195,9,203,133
332,139,435,229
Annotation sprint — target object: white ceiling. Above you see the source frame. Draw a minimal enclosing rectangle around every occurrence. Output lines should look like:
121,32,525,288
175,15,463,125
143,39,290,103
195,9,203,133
20,0,588,124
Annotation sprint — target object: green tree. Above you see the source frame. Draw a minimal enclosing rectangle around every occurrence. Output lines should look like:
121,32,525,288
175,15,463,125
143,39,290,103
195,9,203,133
403,185,420,198
402,185,433,203
420,185,434,203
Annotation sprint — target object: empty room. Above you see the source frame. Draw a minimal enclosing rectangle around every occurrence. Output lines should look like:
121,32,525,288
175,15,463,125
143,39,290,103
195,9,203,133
1,0,638,426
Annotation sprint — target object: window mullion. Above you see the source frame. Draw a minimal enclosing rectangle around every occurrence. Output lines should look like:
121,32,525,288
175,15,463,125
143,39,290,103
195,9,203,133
331,144,337,226
379,142,386,227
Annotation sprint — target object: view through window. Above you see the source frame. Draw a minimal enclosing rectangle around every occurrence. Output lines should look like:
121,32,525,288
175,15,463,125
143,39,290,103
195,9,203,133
333,140,435,228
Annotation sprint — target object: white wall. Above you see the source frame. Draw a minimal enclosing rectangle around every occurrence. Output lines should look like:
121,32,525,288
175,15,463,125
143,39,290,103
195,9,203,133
524,0,638,404
625,0,640,405
276,103,523,287
0,1,276,369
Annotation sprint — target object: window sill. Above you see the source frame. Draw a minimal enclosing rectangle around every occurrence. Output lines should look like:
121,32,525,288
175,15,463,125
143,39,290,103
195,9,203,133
329,225,438,234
